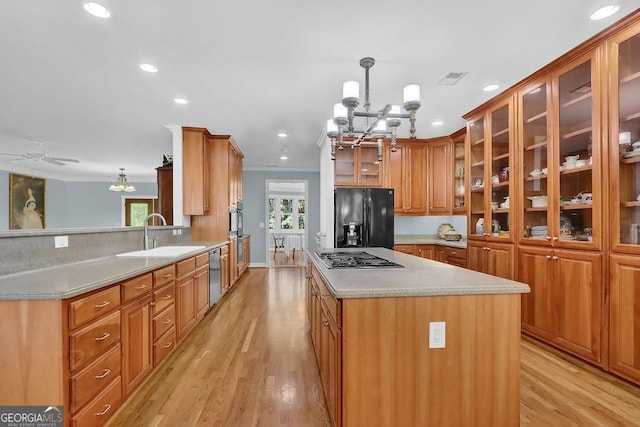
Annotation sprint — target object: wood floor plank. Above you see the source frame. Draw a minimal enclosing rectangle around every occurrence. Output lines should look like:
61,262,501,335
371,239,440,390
107,267,640,427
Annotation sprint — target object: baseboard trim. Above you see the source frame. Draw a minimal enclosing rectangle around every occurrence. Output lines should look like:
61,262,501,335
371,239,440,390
249,262,267,268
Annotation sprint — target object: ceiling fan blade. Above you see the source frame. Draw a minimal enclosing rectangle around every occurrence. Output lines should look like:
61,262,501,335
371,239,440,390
0,152,29,159
47,156,80,163
41,158,66,166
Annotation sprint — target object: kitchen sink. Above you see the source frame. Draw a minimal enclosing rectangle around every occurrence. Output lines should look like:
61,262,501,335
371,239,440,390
116,245,206,258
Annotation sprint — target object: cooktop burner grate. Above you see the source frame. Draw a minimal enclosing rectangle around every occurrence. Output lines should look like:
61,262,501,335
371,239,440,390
316,251,404,269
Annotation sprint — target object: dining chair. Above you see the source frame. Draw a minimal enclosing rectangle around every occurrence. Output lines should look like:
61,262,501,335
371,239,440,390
273,235,286,258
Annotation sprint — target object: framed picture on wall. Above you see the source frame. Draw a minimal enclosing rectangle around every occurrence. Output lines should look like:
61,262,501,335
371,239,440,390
9,173,46,229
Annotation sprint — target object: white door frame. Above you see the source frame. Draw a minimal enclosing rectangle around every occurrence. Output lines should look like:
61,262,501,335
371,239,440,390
265,179,308,266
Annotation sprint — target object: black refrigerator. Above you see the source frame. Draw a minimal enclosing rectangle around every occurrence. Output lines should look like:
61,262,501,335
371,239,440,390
334,187,394,249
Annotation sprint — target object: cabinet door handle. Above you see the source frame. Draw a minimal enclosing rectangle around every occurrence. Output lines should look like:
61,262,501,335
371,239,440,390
552,256,559,261
94,369,111,379
163,341,173,348
450,251,457,255
322,319,329,327
163,294,173,300
135,284,147,290
320,295,330,300
95,404,112,416
150,301,156,306
162,273,173,279
94,301,110,309
545,255,552,260
545,236,552,241
552,236,559,241
163,318,172,324
95,332,111,341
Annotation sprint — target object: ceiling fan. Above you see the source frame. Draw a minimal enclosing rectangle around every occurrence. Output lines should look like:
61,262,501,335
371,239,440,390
0,150,80,166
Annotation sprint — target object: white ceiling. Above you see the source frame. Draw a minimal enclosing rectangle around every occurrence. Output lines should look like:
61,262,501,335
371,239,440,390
0,1,638,182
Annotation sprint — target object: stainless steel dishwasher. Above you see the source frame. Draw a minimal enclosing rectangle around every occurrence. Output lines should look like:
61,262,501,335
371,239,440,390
209,248,221,308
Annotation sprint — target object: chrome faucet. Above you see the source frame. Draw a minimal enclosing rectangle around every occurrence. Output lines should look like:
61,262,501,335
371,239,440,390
143,213,167,250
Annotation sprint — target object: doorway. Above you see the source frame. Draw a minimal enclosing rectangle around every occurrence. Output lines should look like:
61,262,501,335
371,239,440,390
123,197,159,226
265,180,308,268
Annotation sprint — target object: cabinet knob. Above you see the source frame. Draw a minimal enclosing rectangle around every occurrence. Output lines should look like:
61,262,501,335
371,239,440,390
545,255,552,260
545,236,552,241
552,256,559,261
322,319,329,327
150,301,156,306
552,236,559,241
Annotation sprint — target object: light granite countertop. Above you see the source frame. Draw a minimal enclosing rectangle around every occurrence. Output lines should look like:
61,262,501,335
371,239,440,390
308,247,529,299
394,234,467,249
0,241,228,300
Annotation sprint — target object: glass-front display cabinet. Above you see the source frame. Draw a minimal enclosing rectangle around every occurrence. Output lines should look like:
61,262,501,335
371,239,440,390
334,144,382,187
519,81,552,245
610,29,640,254
452,129,466,213
468,115,486,238
488,102,513,241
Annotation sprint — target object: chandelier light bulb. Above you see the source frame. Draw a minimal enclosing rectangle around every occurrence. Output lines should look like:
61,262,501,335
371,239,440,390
342,80,360,108
327,119,339,138
373,120,387,132
333,103,348,126
403,84,421,110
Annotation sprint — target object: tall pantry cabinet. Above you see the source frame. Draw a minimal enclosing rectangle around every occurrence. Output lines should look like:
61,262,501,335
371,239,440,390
607,24,640,384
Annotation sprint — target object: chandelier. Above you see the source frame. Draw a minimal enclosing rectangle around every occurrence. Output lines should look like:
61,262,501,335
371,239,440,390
327,57,421,161
108,168,136,192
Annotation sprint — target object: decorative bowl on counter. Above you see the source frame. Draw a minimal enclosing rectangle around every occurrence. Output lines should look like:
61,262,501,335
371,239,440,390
443,230,463,241
437,223,454,239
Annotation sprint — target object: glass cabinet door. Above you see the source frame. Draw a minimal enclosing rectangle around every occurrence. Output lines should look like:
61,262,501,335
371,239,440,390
468,116,486,237
520,82,552,243
488,102,513,240
612,31,640,252
358,145,382,186
556,58,598,247
452,131,466,213
334,147,357,185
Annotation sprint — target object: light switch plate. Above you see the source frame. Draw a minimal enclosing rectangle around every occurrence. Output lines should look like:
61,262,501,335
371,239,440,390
429,321,446,348
54,235,69,248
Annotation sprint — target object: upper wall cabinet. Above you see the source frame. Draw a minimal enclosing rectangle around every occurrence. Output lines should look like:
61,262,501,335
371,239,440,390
334,144,383,187
451,129,467,214
427,137,452,214
385,139,427,215
609,27,640,255
182,127,210,215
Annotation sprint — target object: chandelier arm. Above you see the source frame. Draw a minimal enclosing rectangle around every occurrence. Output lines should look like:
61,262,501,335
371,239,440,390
347,107,355,133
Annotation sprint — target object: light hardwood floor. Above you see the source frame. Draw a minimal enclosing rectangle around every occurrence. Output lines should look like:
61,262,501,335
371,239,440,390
107,267,640,427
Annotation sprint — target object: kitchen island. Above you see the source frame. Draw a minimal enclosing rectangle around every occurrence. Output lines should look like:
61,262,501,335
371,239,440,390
307,247,530,427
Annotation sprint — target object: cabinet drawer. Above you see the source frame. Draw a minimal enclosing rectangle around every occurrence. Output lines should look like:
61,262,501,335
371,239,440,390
71,376,122,427
154,304,175,340
69,286,120,329
221,245,229,256
70,344,121,413
312,268,341,326
176,257,196,278
445,247,467,259
153,282,175,315
154,326,176,366
121,273,153,303
153,265,175,288
70,311,121,371
195,252,209,268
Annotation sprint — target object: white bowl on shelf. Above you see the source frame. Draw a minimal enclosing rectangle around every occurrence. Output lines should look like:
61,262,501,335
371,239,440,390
576,159,588,168
527,196,548,208
529,169,542,177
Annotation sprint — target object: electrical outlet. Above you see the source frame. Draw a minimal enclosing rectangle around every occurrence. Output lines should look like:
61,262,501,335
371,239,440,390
176,229,182,235
172,229,178,236
429,321,446,349
54,235,69,248
259,222,265,228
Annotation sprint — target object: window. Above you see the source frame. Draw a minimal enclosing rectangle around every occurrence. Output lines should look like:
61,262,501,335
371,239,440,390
268,195,305,232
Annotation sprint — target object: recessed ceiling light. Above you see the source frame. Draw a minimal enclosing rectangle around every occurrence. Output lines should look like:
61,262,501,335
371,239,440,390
139,63,158,73
280,146,289,160
431,121,443,127
83,2,111,18
174,98,188,105
483,84,500,92
278,133,287,138
590,4,620,20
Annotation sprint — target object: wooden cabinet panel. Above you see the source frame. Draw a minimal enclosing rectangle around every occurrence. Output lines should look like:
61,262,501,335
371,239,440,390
121,294,153,397
70,311,121,371
182,127,210,215
467,243,488,274
334,144,383,187
434,246,447,263
229,236,238,287
154,326,177,366
519,246,554,340
428,138,451,214
176,257,196,278
195,265,209,319
153,282,175,316
394,244,415,255
176,275,196,341
71,376,122,427
153,265,174,289
153,304,175,340
121,273,152,304
69,286,120,329
385,141,427,215
220,245,230,294
70,344,121,413
156,166,173,225
610,255,640,382
554,249,602,363
487,242,514,280
416,245,434,260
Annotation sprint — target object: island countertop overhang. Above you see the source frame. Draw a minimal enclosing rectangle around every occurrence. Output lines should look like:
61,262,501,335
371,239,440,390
308,247,530,299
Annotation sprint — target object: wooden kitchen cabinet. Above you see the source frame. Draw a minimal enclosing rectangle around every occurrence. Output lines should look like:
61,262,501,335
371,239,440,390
334,143,383,187
229,235,238,287
468,241,514,279
451,128,467,213
238,235,251,276
518,245,603,364
416,244,434,260
121,293,153,397
393,244,416,255
609,255,640,383
182,127,210,215
194,252,210,320
385,139,427,215
229,142,244,206
156,165,173,225
433,246,447,263
428,137,452,214
220,244,230,295
176,258,197,342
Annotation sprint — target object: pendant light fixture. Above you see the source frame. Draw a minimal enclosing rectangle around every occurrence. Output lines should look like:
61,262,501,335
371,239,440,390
327,57,421,161
109,168,136,192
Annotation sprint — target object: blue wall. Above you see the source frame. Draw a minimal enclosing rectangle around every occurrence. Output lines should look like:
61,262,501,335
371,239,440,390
243,170,320,265
0,170,157,230
395,215,467,236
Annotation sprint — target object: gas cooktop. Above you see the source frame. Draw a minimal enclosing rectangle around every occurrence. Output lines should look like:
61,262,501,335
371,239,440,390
316,251,404,269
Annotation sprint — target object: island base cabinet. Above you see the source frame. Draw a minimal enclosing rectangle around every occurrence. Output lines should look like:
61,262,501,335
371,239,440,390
71,376,122,427
320,304,341,427
609,255,640,383
341,294,521,427
518,246,603,365
121,294,153,397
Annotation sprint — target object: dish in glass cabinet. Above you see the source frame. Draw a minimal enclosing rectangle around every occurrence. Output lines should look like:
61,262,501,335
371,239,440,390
560,215,573,235
624,149,640,158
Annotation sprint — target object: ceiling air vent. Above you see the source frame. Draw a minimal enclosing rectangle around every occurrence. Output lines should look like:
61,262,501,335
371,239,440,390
438,71,469,86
